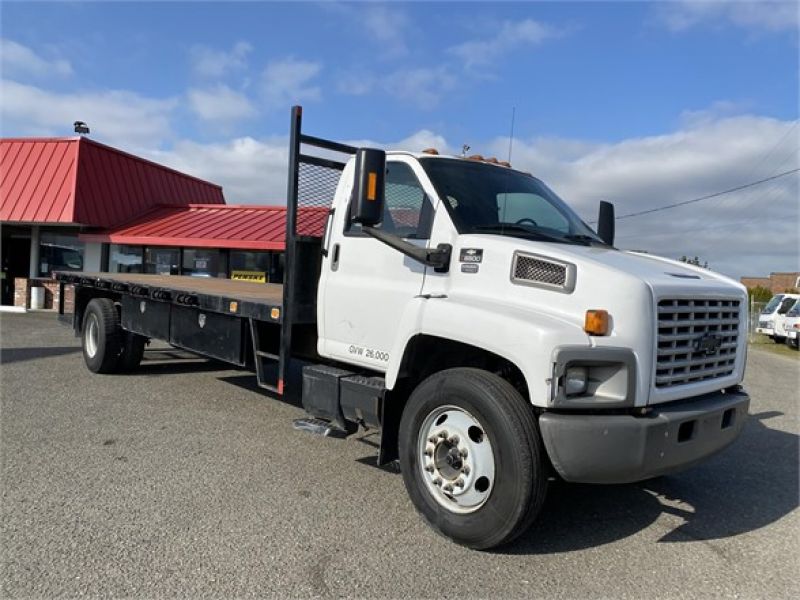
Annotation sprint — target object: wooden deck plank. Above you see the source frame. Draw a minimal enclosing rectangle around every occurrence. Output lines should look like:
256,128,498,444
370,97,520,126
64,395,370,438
76,273,284,305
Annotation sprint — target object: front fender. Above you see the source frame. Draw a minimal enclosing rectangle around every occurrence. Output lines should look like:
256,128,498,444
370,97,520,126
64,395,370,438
385,295,590,407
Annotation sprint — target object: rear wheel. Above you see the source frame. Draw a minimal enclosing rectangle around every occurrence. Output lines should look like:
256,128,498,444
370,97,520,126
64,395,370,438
82,298,122,373
399,368,548,550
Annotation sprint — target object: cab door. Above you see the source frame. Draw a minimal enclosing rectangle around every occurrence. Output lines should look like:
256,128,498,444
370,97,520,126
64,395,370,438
318,158,434,370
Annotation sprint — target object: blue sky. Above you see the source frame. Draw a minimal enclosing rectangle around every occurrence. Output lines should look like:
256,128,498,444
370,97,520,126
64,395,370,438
1,1,798,277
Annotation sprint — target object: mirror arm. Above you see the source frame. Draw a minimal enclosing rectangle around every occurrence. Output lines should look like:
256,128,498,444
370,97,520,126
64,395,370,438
362,226,451,273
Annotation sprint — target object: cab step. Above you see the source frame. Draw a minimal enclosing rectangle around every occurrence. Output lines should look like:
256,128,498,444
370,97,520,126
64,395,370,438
292,417,349,438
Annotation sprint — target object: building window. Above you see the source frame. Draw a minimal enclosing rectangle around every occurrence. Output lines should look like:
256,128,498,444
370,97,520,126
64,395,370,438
39,231,84,277
230,251,271,283
182,248,225,278
144,247,180,275
109,244,143,273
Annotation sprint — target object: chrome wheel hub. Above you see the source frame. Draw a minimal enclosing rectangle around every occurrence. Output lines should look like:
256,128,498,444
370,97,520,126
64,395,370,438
418,405,495,514
85,314,99,358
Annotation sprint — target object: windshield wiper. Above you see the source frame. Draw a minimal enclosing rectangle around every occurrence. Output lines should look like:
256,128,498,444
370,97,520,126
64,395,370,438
473,224,566,243
562,233,605,246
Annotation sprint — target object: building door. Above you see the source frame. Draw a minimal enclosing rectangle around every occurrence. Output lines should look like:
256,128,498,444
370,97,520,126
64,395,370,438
1,229,31,305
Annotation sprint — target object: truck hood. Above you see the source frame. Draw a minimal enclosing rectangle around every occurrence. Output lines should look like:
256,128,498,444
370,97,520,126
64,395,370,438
555,244,745,295
445,235,748,406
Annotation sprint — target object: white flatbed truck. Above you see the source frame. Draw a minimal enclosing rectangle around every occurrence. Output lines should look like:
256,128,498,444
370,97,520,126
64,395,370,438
57,106,750,549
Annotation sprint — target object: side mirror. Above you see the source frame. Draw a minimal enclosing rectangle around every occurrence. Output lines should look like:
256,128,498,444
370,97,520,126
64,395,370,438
350,148,386,227
597,200,615,246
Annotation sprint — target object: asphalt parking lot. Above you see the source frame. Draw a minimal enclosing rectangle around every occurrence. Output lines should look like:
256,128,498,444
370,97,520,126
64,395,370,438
2,312,798,599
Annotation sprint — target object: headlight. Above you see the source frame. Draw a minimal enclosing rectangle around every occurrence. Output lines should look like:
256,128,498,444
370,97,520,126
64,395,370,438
565,366,588,396
552,347,636,409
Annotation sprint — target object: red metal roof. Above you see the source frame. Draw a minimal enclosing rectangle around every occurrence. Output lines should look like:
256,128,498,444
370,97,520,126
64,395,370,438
1,137,224,227
80,204,327,250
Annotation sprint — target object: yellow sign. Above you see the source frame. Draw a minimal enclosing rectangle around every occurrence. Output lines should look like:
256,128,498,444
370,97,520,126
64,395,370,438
231,270,266,283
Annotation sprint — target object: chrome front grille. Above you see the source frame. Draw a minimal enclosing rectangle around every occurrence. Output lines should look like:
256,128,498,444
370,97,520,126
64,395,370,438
655,298,740,388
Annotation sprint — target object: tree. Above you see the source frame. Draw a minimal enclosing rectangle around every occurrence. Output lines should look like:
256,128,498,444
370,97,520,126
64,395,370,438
678,255,709,269
748,286,773,303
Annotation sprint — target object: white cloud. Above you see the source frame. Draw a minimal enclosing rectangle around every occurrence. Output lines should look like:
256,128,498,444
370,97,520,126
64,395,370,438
0,39,72,79
147,129,451,205
483,112,799,277
190,41,252,78
261,58,322,108
143,107,800,278
325,3,411,58
449,19,562,68
362,5,411,57
658,0,799,33
339,66,457,110
382,67,457,109
187,85,257,123
148,136,290,204
0,79,177,147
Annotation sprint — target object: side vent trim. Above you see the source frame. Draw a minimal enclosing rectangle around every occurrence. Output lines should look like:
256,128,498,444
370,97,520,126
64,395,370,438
510,251,576,293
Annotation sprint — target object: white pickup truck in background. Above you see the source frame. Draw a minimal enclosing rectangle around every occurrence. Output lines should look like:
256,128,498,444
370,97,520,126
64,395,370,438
774,298,800,349
757,293,800,343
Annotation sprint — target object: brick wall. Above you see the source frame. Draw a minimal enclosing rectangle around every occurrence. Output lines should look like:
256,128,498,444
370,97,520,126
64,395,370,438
770,272,800,293
740,277,771,290
740,272,800,294
12,278,74,311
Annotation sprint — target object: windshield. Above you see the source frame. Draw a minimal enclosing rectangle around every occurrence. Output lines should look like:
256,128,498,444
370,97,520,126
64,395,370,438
420,158,604,245
762,294,785,314
787,300,800,317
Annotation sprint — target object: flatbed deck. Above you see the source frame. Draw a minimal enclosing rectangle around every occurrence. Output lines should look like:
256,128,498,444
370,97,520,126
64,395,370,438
56,272,285,321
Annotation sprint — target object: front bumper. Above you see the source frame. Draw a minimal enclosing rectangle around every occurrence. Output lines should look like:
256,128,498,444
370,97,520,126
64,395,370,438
756,327,774,336
787,330,798,340
539,388,749,484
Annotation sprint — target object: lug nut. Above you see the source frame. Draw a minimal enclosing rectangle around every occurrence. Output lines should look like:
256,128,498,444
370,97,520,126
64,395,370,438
424,465,434,472
443,484,454,492
449,435,460,445
460,449,468,458
462,465,470,475
428,436,437,444
432,477,442,486
424,449,432,457
455,478,465,488
439,431,448,438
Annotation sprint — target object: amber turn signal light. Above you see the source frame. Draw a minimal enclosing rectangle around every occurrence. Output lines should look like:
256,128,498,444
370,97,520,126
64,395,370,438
585,309,610,336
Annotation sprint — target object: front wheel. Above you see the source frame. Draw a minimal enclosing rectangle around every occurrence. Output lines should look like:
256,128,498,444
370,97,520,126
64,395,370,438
398,368,548,550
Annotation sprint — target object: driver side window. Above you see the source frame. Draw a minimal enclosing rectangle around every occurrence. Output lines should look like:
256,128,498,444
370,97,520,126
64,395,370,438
346,162,433,239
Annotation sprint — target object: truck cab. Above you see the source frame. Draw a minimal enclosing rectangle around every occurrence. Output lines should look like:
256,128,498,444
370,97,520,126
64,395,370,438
758,293,800,341
775,298,800,348
319,150,749,409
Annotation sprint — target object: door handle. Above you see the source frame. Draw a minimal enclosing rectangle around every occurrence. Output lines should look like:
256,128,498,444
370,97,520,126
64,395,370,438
331,243,341,271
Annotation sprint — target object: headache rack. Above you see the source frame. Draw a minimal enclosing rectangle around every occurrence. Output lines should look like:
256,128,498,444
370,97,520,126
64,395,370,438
278,106,357,393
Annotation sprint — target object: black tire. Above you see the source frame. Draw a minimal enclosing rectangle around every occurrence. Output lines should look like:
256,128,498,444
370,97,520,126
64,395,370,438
81,298,122,373
119,332,147,371
398,368,548,550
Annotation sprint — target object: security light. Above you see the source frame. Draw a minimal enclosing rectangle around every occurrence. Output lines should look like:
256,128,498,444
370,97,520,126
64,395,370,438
73,121,90,135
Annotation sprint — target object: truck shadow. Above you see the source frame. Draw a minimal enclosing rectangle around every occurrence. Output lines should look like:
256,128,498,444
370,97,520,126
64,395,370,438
502,411,798,555
0,346,81,364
